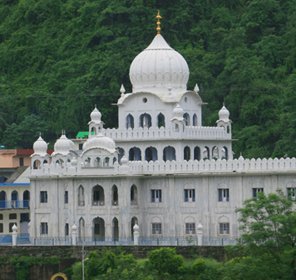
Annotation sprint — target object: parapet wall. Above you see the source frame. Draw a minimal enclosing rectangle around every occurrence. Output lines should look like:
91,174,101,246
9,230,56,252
102,126,231,141
30,157,296,177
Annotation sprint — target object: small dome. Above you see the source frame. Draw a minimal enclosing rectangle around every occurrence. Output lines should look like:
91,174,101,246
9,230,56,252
83,134,116,154
33,136,48,156
173,104,184,117
129,34,189,95
218,105,230,122
53,134,75,156
90,107,102,122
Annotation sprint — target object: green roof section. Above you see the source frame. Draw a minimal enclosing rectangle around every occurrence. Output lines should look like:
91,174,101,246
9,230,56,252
76,131,92,139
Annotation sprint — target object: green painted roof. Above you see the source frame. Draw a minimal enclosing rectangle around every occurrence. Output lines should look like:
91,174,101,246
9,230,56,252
76,131,89,139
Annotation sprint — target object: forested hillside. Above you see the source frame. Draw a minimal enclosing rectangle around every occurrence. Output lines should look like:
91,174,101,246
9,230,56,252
0,0,295,158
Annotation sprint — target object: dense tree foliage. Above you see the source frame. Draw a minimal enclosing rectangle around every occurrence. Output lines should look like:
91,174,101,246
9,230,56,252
232,191,296,279
0,0,295,157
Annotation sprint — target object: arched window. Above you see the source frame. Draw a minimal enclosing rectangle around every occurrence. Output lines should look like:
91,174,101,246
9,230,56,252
193,114,198,126
103,157,110,167
93,217,105,241
11,191,18,208
112,185,118,206
33,160,41,169
92,185,104,206
129,147,141,161
212,146,219,160
222,146,228,160
194,147,201,160
157,113,165,128
112,217,119,242
140,113,152,128
0,191,6,208
55,159,64,168
183,113,190,126
78,185,85,206
203,146,210,160
126,114,134,129
94,157,101,167
91,126,97,135
131,217,138,240
131,185,138,205
23,190,30,208
184,146,191,161
145,147,158,162
163,146,176,161
79,217,85,242
118,147,125,163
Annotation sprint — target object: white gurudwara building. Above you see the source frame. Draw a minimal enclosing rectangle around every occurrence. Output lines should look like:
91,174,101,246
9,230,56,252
29,16,296,245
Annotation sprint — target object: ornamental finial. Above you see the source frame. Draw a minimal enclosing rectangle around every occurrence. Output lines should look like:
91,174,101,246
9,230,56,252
156,10,162,34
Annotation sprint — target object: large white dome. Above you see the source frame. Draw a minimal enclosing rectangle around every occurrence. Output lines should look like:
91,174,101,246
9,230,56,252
129,34,189,96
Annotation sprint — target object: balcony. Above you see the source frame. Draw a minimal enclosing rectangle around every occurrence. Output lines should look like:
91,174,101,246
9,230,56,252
0,200,30,209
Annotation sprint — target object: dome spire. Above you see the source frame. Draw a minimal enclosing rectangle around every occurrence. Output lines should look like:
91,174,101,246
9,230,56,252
156,10,162,34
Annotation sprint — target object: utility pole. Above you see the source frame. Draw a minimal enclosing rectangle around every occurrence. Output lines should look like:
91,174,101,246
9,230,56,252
82,244,85,280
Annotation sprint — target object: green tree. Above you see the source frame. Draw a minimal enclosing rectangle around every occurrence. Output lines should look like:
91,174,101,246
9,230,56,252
227,191,296,279
146,247,184,280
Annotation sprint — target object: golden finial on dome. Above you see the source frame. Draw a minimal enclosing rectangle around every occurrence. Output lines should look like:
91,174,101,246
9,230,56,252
156,10,162,34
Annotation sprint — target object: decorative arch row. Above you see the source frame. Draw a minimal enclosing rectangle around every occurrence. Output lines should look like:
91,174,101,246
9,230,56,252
32,156,118,170
126,112,199,129
0,190,30,208
119,145,229,162
126,113,166,129
77,216,139,242
183,113,198,126
77,184,138,207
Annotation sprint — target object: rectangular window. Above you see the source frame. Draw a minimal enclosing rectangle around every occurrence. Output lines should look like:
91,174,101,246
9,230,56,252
20,213,30,222
19,157,24,166
218,188,229,202
64,191,68,204
0,223,3,233
219,223,230,235
151,189,162,203
252,188,264,198
185,223,196,234
40,222,48,235
184,189,195,202
287,188,296,200
65,223,69,236
40,191,48,203
152,223,162,234
9,213,17,220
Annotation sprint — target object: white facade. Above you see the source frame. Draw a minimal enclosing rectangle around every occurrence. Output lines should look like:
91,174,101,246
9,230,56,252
29,32,296,245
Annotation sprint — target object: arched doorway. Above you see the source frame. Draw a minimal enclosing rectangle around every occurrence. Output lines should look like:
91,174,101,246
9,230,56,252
23,190,30,208
163,146,176,161
0,191,6,208
11,191,18,208
145,147,158,161
112,217,119,242
93,217,105,241
131,217,138,241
